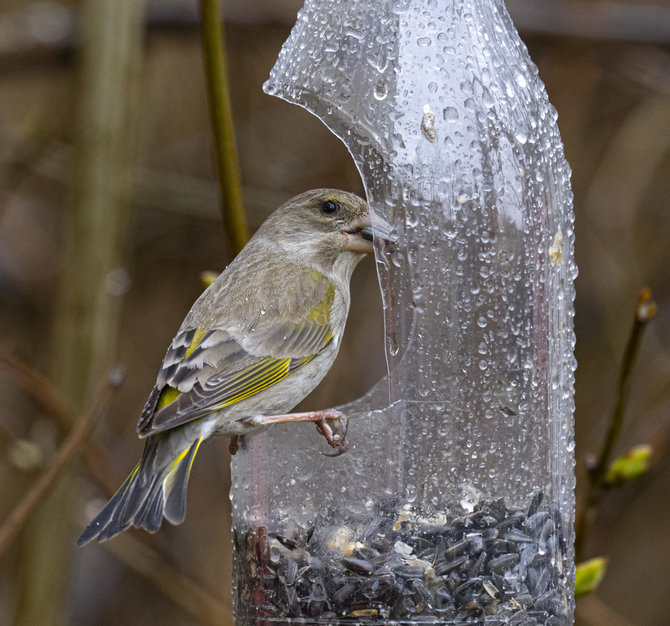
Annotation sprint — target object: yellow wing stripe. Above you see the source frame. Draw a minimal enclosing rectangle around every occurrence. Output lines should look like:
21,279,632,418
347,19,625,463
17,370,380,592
120,461,141,497
156,328,211,411
306,282,335,325
164,436,204,497
167,436,204,476
216,354,317,410
217,358,291,408
184,327,209,359
169,445,192,473
186,437,204,480
157,386,180,410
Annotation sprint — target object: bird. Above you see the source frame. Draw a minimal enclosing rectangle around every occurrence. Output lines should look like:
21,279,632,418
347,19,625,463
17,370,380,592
78,188,389,545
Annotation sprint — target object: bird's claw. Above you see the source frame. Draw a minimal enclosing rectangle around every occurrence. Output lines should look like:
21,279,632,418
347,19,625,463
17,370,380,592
315,411,349,456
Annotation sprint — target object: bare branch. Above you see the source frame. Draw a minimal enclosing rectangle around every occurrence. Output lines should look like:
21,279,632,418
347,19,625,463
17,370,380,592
575,288,657,560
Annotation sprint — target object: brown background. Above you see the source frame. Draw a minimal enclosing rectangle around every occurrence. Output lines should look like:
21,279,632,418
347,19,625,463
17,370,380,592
1,1,669,624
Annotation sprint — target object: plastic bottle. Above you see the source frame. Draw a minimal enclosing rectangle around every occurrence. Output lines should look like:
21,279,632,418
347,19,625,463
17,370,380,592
232,1,576,623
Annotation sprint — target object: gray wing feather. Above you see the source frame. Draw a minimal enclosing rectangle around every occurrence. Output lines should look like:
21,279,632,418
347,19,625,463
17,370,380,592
137,275,336,437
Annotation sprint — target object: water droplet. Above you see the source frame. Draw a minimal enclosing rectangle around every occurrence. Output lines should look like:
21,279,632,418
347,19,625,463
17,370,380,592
374,80,388,101
443,106,459,123
345,27,362,40
405,484,418,502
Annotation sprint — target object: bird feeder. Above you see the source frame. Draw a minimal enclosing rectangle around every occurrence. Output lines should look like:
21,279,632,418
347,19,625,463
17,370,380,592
231,0,576,623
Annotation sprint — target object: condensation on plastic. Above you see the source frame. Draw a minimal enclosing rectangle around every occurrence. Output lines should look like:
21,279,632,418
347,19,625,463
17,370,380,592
231,0,576,621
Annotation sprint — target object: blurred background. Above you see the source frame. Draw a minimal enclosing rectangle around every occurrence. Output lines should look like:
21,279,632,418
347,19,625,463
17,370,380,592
0,0,669,624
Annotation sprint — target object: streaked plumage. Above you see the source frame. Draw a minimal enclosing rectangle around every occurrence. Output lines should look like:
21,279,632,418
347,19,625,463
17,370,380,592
78,189,379,545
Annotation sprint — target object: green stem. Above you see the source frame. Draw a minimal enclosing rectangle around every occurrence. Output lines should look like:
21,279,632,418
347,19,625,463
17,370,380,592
199,0,249,254
575,288,657,561
594,289,656,481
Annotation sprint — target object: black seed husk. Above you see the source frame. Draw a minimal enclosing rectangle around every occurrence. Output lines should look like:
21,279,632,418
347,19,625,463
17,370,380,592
234,493,570,624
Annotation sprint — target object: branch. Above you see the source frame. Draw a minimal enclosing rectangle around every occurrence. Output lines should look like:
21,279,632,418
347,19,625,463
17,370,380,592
0,369,123,558
575,288,657,560
594,288,657,481
199,0,249,254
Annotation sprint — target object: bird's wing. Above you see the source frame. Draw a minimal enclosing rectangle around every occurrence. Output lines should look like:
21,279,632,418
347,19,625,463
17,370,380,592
136,279,336,437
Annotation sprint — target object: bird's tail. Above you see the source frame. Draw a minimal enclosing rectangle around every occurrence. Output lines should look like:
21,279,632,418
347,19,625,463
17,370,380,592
77,435,203,546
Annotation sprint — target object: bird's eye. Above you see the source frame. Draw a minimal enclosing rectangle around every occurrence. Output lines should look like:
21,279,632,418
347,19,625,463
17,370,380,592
321,200,339,214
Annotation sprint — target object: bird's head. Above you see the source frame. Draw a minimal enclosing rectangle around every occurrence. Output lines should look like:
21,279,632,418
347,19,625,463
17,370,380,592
260,189,393,276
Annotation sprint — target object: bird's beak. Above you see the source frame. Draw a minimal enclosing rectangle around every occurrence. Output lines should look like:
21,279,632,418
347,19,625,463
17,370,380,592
343,213,396,254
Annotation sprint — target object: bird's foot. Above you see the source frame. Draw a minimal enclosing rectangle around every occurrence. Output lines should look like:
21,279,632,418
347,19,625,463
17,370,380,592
249,408,349,454
314,410,349,456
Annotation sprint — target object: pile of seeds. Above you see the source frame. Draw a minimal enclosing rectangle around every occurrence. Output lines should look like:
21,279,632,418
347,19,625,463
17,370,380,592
234,493,570,624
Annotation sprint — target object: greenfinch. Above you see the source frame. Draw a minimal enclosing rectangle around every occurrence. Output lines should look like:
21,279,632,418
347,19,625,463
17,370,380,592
78,189,385,545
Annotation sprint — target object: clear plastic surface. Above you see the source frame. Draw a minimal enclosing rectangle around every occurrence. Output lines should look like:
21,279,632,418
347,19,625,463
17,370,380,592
232,1,576,623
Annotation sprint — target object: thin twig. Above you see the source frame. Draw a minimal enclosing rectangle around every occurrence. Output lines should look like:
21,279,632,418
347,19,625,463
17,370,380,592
594,288,657,481
102,533,231,623
0,369,123,558
198,0,249,253
575,288,657,560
